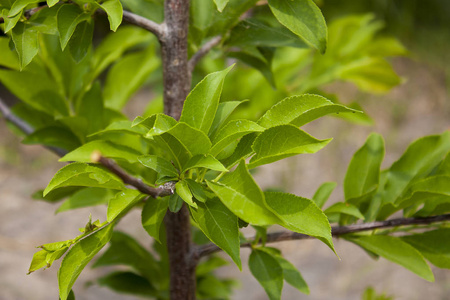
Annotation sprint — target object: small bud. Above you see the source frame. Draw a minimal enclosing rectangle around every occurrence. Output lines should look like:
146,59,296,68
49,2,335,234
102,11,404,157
90,150,102,163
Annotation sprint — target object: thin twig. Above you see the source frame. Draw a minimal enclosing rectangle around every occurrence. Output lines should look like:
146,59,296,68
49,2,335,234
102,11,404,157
0,6,165,40
0,97,67,157
91,152,175,198
195,213,450,258
188,36,222,72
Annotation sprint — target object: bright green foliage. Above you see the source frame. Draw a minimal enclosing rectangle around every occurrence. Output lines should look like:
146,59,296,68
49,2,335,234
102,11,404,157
1,0,448,299
190,197,241,268
348,235,434,282
249,249,284,300
268,0,327,53
58,223,114,300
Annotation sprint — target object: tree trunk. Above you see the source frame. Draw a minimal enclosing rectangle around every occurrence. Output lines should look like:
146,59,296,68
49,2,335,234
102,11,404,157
160,0,195,299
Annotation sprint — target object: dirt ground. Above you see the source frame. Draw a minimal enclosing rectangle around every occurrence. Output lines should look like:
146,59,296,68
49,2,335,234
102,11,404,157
0,57,449,300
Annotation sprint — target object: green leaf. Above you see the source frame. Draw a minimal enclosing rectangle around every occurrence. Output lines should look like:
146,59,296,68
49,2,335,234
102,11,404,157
221,133,256,169
151,134,191,171
401,229,450,269
338,57,402,93
91,120,147,137
190,197,241,269
324,202,365,220
142,197,168,243
206,160,279,226
210,119,265,156
58,223,114,300
180,66,233,134
348,235,434,282
8,0,39,16
150,122,212,157
260,247,309,294
56,188,113,214
228,49,276,87
2,8,21,33
44,163,124,196
97,272,156,297
28,250,49,274
76,82,104,134
226,18,308,48
119,0,163,23
168,193,183,213
344,133,385,201
0,36,19,69
183,154,228,172
93,26,151,78
209,100,247,137
60,140,142,163
57,4,91,50
68,20,94,62
268,0,327,53
382,132,450,205
107,189,144,222
264,191,335,254
138,155,179,178
93,231,160,282
11,21,39,69
258,94,358,128
213,0,228,12
196,256,229,276
249,249,283,300
312,182,336,209
175,180,197,208
22,126,81,151
104,46,159,109
185,179,207,203
100,0,123,31
47,0,58,7
249,125,332,168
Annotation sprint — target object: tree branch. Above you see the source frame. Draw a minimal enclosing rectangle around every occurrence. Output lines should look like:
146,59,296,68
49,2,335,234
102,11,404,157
188,36,222,73
0,97,68,157
195,213,450,258
91,153,175,198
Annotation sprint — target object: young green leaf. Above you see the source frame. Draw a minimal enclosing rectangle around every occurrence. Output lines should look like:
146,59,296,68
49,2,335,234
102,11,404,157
208,100,248,137
46,0,58,7
348,235,434,282
258,94,358,128
176,180,197,208
168,192,184,213
60,140,142,163
401,229,450,269
100,0,123,31
180,66,233,134
58,223,114,300
249,249,283,300
68,20,94,62
210,119,265,156
206,160,280,226
93,231,160,282
97,271,157,297
264,192,335,254
344,133,385,201
150,133,191,171
249,125,332,169
324,202,365,220
2,8,21,33
382,132,450,205
142,197,169,243
139,155,179,178
312,182,336,209
190,197,241,269
8,0,40,17
104,47,159,109
183,154,228,172
185,179,207,203
107,189,144,222
11,22,39,69
226,18,308,48
57,4,91,50
268,0,327,53
44,163,124,196
213,0,228,12
90,120,147,137
56,188,114,214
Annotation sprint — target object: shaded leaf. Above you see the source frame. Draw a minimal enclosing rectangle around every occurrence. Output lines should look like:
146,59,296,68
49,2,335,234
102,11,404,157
11,21,39,69
97,272,156,297
142,197,168,243
209,100,247,137
56,188,114,214
68,20,94,62
324,202,365,220
57,4,91,50
312,182,336,209
249,249,283,300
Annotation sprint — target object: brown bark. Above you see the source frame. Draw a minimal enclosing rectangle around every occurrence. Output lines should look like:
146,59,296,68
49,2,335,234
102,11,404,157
160,1,196,299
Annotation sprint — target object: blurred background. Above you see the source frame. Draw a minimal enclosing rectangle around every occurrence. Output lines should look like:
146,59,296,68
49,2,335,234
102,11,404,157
1,0,449,299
